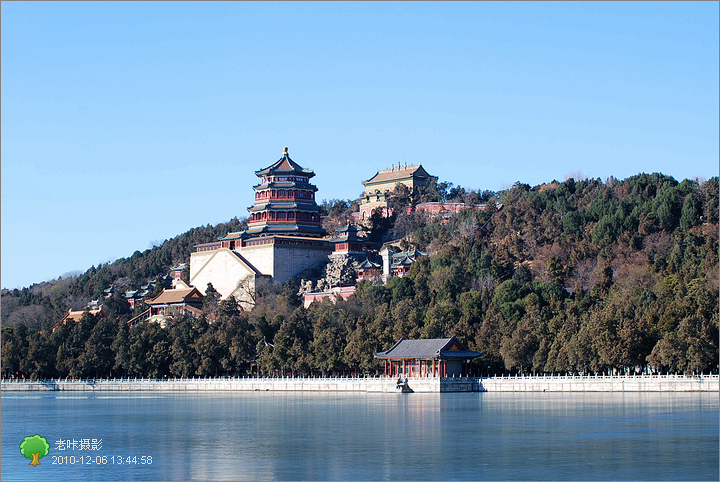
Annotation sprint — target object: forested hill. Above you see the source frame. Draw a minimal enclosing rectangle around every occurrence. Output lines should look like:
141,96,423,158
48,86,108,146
2,173,718,378
1,216,246,329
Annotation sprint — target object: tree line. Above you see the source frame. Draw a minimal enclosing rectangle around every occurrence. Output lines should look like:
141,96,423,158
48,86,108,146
2,173,718,378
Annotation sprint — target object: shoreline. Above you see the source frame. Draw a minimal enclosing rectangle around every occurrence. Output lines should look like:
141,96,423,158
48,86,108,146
2,374,717,393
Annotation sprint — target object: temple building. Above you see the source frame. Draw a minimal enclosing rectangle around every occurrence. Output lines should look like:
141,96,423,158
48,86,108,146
359,164,437,219
246,147,325,237
51,305,105,333
128,287,207,326
302,286,357,309
374,337,481,378
379,246,425,282
190,148,334,303
355,258,381,281
328,224,367,257
124,290,144,309
170,263,188,285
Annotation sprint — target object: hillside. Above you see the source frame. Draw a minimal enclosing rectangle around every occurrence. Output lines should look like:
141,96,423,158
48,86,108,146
1,217,247,330
2,173,718,378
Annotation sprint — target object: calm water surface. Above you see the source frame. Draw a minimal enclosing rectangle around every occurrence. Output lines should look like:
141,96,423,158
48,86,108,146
1,391,717,481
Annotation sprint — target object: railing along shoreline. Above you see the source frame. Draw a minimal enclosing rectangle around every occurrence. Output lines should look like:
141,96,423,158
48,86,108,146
3,373,718,384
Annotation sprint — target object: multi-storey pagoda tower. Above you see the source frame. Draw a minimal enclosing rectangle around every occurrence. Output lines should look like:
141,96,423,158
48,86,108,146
246,147,326,237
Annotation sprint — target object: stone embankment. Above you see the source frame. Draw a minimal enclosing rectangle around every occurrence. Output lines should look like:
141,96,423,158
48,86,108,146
477,373,718,392
2,374,717,393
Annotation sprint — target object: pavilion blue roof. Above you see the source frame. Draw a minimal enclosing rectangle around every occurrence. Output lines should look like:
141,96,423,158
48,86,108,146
374,337,481,360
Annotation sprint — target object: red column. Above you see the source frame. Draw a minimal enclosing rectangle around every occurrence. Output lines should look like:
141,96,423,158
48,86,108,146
384,360,387,377
403,360,406,377
442,360,447,377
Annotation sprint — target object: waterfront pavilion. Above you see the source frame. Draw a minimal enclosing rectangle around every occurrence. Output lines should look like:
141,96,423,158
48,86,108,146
374,337,481,378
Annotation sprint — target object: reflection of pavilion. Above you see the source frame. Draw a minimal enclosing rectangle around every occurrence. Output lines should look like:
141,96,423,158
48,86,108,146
374,337,481,378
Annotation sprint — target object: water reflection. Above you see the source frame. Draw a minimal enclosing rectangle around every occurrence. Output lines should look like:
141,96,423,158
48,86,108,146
1,391,717,481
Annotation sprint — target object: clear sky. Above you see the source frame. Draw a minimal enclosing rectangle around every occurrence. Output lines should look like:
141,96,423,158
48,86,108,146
2,1,718,290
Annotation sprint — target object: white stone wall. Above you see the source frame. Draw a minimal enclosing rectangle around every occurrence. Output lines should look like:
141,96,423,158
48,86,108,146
1,378,401,393
240,243,333,284
477,374,719,392
238,244,275,279
191,242,333,300
190,248,259,300
4,375,716,393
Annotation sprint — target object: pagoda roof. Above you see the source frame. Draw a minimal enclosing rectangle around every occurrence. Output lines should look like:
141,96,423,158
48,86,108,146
391,256,415,267
336,224,361,234
355,259,381,269
329,224,366,244
218,231,249,241
245,224,327,236
255,148,315,178
393,249,425,259
253,181,318,191
145,287,204,306
248,202,322,212
374,337,481,360
363,164,435,186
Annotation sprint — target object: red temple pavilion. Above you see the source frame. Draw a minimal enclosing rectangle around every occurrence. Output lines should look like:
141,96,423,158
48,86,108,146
329,224,367,256
375,337,481,378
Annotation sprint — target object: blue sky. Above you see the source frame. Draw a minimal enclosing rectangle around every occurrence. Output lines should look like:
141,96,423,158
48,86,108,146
2,1,718,290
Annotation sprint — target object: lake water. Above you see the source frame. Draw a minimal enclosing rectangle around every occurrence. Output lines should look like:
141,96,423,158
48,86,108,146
1,391,717,481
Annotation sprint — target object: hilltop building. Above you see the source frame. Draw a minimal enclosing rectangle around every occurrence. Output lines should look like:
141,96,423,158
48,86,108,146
185,151,456,311
359,164,437,219
246,147,325,237
190,148,334,304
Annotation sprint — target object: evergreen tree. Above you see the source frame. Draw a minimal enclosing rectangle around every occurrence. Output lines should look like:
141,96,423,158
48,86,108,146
203,283,221,317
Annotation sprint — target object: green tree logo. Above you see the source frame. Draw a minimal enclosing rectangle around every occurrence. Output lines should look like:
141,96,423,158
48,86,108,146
20,434,49,466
